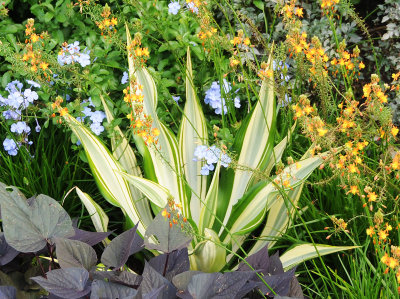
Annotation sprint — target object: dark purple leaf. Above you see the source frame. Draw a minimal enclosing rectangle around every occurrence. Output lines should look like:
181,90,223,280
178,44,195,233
55,238,97,271
0,285,16,298
101,224,143,269
148,248,190,280
31,268,91,299
140,261,177,299
176,290,192,299
144,209,191,253
233,280,262,299
142,286,165,299
0,184,74,253
93,270,142,287
172,271,202,291
91,279,137,299
69,228,111,246
238,244,275,276
187,271,255,299
287,276,304,298
0,233,19,266
258,269,296,297
269,252,284,275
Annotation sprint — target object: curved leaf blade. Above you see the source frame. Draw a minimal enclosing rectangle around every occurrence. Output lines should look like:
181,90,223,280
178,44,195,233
219,50,276,233
62,113,147,236
178,47,208,224
126,25,187,217
101,95,153,226
280,244,358,270
117,171,169,209
76,187,109,233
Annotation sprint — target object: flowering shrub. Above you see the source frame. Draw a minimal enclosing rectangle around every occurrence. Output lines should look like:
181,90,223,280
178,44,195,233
0,80,41,156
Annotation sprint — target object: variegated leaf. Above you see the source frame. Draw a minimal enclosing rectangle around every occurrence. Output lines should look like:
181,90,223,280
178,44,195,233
178,47,208,224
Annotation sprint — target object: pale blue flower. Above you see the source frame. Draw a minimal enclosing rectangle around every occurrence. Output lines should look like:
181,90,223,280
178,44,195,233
168,1,181,14
6,80,23,93
3,109,21,120
121,71,129,84
193,145,208,161
90,110,106,123
220,153,231,167
7,92,24,109
186,2,198,14
3,138,18,156
204,79,240,115
200,164,214,176
26,80,41,88
90,122,104,135
58,42,91,67
172,96,180,104
194,144,231,175
11,121,31,135
23,89,38,105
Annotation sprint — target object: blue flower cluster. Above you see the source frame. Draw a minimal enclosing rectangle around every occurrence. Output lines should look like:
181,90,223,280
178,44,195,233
1,80,41,156
273,60,292,107
121,71,129,84
193,145,231,175
204,79,240,115
168,1,181,15
273,60,290,83
167,1,198,15
77,98,106,136
58,41,91,67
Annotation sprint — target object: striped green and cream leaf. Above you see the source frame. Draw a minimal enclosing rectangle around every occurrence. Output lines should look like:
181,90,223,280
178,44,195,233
219,50,276,233
280,244,358,270
100,95,153,227
178,47,208,224
117,170,170,209
75,187,109,233
62,113,147,236
126,25,187,216
198,162,221,234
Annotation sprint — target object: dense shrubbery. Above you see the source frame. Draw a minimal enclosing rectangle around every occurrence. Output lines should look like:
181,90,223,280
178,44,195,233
0,0,399,298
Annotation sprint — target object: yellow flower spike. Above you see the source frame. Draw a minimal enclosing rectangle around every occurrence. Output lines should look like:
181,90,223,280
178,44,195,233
348,185,359,195
381,253,389,264
378,230,388,240
366,226,375,237
391,126,399,137
317,127,328,137
40,62,49,71
367,192,377,202
152,128,160,136
59,107,68,117
388,257,399,269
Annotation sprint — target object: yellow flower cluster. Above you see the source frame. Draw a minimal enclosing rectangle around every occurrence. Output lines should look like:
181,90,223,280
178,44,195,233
321,0,340,11
161,200,187,228
292,95,329,141
21,19,52,77
124,80,159,145
281,0,304,20
127,33,150,65
96,4,118,37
